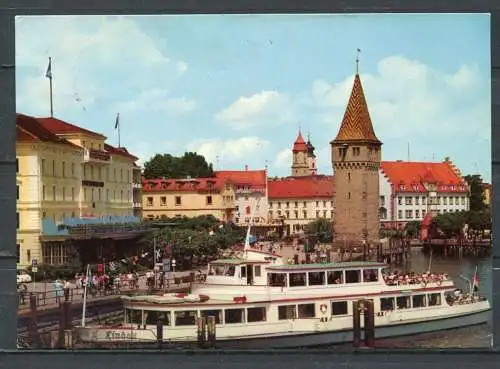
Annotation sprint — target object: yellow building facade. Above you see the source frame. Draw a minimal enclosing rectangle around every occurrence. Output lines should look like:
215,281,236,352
142,178,235,221
16,114,139,267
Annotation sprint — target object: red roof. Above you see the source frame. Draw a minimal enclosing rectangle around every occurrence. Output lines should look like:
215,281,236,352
37,117,106,138
292,130,308,152
142,177,224,192
214,170,266,188
268,175,334,199
104,144,138,161
380,161,468,193
16,114,81,148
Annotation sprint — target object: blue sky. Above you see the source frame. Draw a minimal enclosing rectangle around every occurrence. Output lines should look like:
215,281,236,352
15,14,491,181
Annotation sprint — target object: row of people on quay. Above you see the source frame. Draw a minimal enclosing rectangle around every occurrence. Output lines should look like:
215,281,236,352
382,271,449,286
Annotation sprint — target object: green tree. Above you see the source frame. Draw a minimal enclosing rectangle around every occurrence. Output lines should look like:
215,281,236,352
404,221,421,238
305,218,333,246
464,174,486,212
432,211,467,238
143,152,214,179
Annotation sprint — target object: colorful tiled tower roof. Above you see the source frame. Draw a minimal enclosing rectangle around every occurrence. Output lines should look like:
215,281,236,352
332,74,381,144
292,130,308,152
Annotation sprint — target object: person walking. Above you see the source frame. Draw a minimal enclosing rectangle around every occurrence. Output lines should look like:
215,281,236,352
54,280,63,305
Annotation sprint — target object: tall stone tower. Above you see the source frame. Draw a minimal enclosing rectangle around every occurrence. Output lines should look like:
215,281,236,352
292,130,316,177
331,70,382,250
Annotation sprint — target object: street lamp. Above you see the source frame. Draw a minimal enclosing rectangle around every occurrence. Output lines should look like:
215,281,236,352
171,259,177,274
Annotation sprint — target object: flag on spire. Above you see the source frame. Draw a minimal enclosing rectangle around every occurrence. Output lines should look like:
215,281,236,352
45,58,52,79
473,265,479,292
115,113,120,129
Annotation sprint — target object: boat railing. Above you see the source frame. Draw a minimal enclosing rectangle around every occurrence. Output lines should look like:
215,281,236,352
445,291,488,306
382,272,451,288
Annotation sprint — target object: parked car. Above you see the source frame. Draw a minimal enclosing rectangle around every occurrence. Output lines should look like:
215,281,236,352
17,271,32,284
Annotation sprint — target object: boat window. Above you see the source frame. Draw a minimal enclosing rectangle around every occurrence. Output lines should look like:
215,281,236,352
126,309,142,324
254,265,262,277
278,305,297,320
308,271,325,286
412,294,426,308
363,269,379,282
297,303,315,318
396,296,411,309
428,293,442,306
145,311,171,326
380,297,395,311
345,270,361,284
268,273,287,287
174,310,197,326
289,272,307,287
241,266,247,278
327,270,343,284
201,309,222,325
225,308,244,324
331,301,348,315
247,307,266,323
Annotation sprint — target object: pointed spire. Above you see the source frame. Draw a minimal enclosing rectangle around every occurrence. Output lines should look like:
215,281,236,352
293,129,307,152
356,48,361,74
332,73,381,144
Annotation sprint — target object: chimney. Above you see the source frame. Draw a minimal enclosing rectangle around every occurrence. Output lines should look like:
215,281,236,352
245,165,248,171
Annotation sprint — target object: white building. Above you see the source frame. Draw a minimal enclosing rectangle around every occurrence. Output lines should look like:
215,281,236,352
268,175,334,236
379,159,469,229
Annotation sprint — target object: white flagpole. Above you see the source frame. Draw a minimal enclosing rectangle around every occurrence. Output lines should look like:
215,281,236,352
81,264,90,327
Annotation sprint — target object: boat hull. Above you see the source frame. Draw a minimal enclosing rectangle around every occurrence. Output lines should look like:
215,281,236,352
77,307,491,349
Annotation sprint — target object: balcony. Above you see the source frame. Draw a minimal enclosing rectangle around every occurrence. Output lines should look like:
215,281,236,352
83,149,111,164
82,180,105,188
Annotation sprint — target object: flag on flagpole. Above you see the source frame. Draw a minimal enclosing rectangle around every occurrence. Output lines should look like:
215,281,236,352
45,58,52,79
473,265,479,292
114,113,120,129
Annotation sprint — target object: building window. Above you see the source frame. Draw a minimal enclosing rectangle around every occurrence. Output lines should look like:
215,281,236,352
415,197,419,205
398,197,402,205
16,185,19,199
303,201,307,207
41,159,46,175
147,197,153,206
347,172,351,181
352,147,360,156
175,196,181,206
398,210,403,219
16,244,20,263
347,192,351,199
16,212,19,229
422,197,426,205
380,196,385,206
98,189,102,201
62,161,66,177
207,196,213,205
277,202,281,209
316,211,320,218
405,210,413,219
461,196,466,205
455,197,459,205
415,210,420,218
72,187,75,201
285,210,290,218
303,210,307,219
437,197,441,205
405,196,412,205
160,196,167,206
71,163,75,177
16,158,19,173
52,160,56,176
443,197,447,205
286,202,289,208
52,186,56,201
294,210,298,218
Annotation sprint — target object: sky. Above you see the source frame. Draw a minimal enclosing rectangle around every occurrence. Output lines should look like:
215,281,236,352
15,14,491,181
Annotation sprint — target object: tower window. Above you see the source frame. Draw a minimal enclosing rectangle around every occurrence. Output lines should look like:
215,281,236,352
352,147,361,156
347,192,351,199
347,173,351,181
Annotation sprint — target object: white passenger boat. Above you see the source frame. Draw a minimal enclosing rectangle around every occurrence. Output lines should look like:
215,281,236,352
77,247,490,348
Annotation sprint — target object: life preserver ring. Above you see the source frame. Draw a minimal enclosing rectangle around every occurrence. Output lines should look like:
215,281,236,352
320,304,328,315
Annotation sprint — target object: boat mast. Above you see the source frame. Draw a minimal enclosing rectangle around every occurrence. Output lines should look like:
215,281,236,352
243,198,260,252
81,264,91,327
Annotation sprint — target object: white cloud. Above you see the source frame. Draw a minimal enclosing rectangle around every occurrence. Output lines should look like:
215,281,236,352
311,56,489,141
15,16,189,117
113,89,196,115
273,148,292,170
186,136,269,166
127,140,180,166
215,90,295,131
